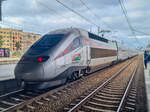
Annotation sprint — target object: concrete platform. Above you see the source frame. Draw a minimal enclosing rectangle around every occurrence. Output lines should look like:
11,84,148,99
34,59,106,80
144,63,150,112
0,58,19,61
0,64,15,81
0,63,19,95
0,58,19,65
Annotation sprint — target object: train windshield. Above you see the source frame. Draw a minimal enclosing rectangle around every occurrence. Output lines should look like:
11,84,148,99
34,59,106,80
30,34,64,53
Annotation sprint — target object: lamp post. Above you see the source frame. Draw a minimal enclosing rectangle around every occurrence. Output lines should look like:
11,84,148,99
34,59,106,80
0,0,5,21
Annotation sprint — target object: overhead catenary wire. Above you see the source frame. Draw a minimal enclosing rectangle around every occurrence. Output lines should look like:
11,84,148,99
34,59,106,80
79,0,128,43
55,0,99,28
118,0,141,46
121,0,146,46
36,0,78,28
133,29,150,36
79,0,113,30
122,0,150,36
36,0,93,30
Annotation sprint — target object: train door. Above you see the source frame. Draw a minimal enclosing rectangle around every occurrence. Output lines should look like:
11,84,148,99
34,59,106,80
86,46,91,66
71,37,84,66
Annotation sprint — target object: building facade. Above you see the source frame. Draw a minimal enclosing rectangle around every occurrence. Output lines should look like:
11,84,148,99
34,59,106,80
22,32,41,52
11,29,23,52
0,28,12,50
0,27,41,57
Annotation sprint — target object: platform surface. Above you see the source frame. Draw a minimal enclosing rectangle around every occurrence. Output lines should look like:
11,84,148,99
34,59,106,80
0,58,19,61
144,63,150,111
0,64,15,81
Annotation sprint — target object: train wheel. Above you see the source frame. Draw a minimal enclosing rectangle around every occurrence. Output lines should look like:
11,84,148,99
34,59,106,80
71,71,79,81
85,67,91,74
67,72,76,82
20,81,25,89
79,69,84,77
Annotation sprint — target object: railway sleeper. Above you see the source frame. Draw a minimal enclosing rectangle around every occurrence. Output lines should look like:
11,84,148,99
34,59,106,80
70,103,76,106
0,100,15,106
16,95,30,100
41,97,50,101
50,94,58,100
127,98,136,103
16,109,24,112
126,102,136,106
104,87,124,91
24,104,35,110
85,101,118,110
5,97,21,104
129,95,136,99
0,102,10,108
80,105,116,112
19,94,31,99
97,92,123,98
130,91,136,95
101,89,124,94
129,93,136,97
124,106,135,111
90,97,120,105
55,91,62,96
106,83,123,87
0,107,5,111
63,107,70,111
10,97,24,102
107,84,123,87
34,100,44,105
95,94,121,101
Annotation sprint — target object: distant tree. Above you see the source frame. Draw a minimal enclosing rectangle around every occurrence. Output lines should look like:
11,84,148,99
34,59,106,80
0,35,4,48
15,42,21,51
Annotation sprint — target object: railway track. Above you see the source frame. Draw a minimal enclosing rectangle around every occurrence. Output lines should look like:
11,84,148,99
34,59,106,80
63,57,138,112
0,88,50,112
0,57,136,112
0,76,89,112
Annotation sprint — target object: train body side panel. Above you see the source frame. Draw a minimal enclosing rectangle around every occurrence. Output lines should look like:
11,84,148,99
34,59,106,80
86,38,117,72
89,47,117,72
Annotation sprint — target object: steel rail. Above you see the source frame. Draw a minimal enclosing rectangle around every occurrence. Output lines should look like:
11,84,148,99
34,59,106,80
116,58,138,112
0,58,135,112
67,60,133,112
0,89,24,98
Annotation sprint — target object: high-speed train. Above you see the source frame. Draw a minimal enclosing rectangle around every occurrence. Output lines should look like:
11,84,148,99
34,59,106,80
14,28,137,89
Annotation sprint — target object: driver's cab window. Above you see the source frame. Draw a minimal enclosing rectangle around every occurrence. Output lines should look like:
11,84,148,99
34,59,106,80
71,37,82,51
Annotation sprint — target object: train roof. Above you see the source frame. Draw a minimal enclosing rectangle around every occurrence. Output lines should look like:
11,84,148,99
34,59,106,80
47,28,83,35
47,27,109,39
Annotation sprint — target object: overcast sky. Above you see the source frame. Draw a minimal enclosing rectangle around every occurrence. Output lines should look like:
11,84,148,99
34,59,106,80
1,0,150,49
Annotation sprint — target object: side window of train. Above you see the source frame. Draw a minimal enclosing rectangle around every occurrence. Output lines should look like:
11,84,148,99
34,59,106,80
71,37,82,51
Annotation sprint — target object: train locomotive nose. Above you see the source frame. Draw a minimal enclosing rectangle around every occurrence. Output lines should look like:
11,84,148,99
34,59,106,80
14,56,46,82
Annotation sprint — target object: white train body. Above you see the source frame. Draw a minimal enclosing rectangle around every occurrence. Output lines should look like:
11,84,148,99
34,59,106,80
15,28,137,89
